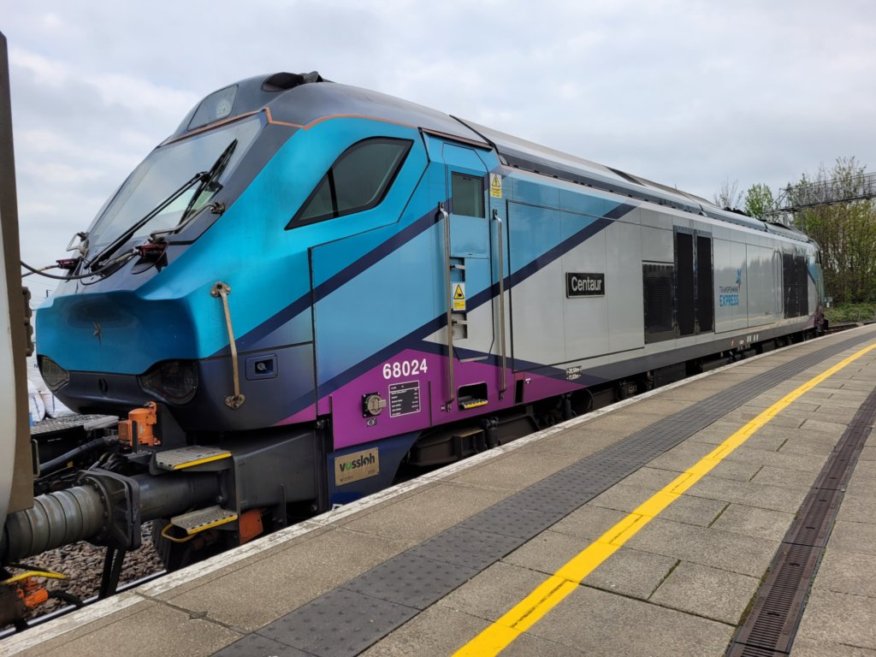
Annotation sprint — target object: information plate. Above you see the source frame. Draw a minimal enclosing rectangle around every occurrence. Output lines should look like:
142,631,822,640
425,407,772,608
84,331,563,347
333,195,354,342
389,381,421,417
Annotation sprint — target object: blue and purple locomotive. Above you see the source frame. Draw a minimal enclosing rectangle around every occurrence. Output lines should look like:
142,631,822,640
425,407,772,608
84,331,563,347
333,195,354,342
18,72,821,567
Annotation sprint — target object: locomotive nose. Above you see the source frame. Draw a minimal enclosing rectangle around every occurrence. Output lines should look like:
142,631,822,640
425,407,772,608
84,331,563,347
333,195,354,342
35,291,200,413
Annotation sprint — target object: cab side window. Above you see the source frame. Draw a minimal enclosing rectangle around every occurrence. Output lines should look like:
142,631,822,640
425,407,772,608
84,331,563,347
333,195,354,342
289,137,412,226
451,172,485,217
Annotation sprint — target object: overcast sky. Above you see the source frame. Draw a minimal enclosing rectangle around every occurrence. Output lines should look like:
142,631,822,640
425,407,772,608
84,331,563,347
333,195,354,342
3,0,876,299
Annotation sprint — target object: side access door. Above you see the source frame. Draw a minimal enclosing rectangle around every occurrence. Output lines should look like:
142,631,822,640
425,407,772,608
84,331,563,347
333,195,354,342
425,135,509,412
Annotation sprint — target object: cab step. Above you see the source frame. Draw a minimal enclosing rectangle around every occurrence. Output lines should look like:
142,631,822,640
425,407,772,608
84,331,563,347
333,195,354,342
170,505,238,536
459,398,488,410
154,445,232,471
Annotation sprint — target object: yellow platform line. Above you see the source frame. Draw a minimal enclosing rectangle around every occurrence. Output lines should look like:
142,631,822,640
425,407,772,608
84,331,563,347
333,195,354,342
453,341,876,657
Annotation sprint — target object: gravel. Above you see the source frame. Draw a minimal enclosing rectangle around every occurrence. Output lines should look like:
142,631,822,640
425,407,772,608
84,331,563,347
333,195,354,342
2,522,164,628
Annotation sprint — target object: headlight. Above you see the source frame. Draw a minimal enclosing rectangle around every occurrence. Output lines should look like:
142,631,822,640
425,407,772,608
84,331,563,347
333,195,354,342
138,360,199,405
39,356,69,391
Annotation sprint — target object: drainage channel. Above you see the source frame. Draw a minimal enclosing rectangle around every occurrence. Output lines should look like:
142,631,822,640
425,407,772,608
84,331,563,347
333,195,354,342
726,382,876,657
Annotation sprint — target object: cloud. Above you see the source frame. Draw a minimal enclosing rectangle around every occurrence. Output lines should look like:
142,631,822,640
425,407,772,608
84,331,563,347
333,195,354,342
3,0,876,274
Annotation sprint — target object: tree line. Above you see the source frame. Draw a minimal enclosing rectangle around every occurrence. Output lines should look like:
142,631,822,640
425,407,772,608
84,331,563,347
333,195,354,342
714,157,876,305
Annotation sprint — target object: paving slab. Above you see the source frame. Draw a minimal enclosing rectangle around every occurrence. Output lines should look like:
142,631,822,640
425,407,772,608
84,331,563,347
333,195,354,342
655,493,729,527
725,445,828,473
841,379,876,391
814,548,876,597
448,448,578,492
649,560,760,624
617,465,681,490
534,426,630,458
795,588,876,650
646,441,717,471
162,528,411,631
708,503,795,541
849,461,876,480
756,423,835,447
836,492,876,525
779,435,843,456
811,408,862,424
827,389,871,402
823,520,876,556
360,605,487,657
722,409,805,428
790,637,876,657
625,517,779,577
20,600,240,657
437,561,549,622
846,475,876,498
814,397,867,411
503,529,597,574
501,633,588,657
702,459,763,483
684,474,810,513
734,430,795,451
582,410,671,434
590,482,667,513
549,503,629,540
523,585,733,657
339,482,507,544
689,420,753,445
751,464,824,489
582,547,679,599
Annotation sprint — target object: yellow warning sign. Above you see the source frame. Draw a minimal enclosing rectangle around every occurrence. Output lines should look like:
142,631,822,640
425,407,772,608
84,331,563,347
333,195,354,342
452,283,466,311
489,173,503,199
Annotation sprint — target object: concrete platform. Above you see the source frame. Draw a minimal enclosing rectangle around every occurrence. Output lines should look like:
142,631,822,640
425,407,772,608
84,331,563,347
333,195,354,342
5,325,876,657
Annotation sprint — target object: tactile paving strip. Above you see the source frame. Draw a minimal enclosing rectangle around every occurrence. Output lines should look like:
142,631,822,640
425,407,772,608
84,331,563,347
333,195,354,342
214,633,311,657
407,526,524,570
213,332,872,657
343,552,480,609
257,588,417,657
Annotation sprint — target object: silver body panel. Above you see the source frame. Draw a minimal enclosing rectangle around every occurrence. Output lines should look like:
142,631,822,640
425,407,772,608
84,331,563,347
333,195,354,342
504,172,818,376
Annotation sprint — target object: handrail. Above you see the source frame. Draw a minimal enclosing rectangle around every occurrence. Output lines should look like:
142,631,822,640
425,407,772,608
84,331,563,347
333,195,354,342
440,204,455,407
492,209,508,397
211,282,246,409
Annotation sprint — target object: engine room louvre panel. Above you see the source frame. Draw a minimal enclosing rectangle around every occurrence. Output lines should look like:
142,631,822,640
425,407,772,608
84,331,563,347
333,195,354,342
643,262,675,343
782,251,807,318
797,255,809,317
675,232,695,336
697,235,714,332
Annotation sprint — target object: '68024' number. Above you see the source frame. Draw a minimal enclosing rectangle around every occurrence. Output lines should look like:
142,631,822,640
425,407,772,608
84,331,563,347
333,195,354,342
382,359,428,380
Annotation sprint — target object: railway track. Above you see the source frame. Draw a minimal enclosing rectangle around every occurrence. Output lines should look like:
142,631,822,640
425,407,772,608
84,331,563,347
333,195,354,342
0,523,164,638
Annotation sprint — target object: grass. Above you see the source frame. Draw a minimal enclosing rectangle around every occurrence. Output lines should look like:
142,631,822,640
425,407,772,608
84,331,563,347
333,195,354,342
825,302,876,323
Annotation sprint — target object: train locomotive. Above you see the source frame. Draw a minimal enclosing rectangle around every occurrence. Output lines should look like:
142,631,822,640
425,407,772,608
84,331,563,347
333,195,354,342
1,71,823,616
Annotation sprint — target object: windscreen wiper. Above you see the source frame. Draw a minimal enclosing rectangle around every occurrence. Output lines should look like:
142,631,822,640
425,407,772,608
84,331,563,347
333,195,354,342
86,171,204,271
178,139,237,224
86,139,238,272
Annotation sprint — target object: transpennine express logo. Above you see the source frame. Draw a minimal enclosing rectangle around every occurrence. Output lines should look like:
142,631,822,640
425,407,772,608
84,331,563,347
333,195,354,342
719,268,743,307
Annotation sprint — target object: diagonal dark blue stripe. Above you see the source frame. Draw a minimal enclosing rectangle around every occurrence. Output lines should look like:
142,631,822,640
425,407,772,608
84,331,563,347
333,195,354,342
314,203,633,398
229,208,438,354
232,201,632,356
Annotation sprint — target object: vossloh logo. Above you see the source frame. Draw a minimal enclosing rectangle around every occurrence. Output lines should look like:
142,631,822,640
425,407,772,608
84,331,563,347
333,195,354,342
335,448,380,485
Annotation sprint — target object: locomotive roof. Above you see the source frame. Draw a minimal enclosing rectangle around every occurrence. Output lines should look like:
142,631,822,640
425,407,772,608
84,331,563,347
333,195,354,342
174,72,814,245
